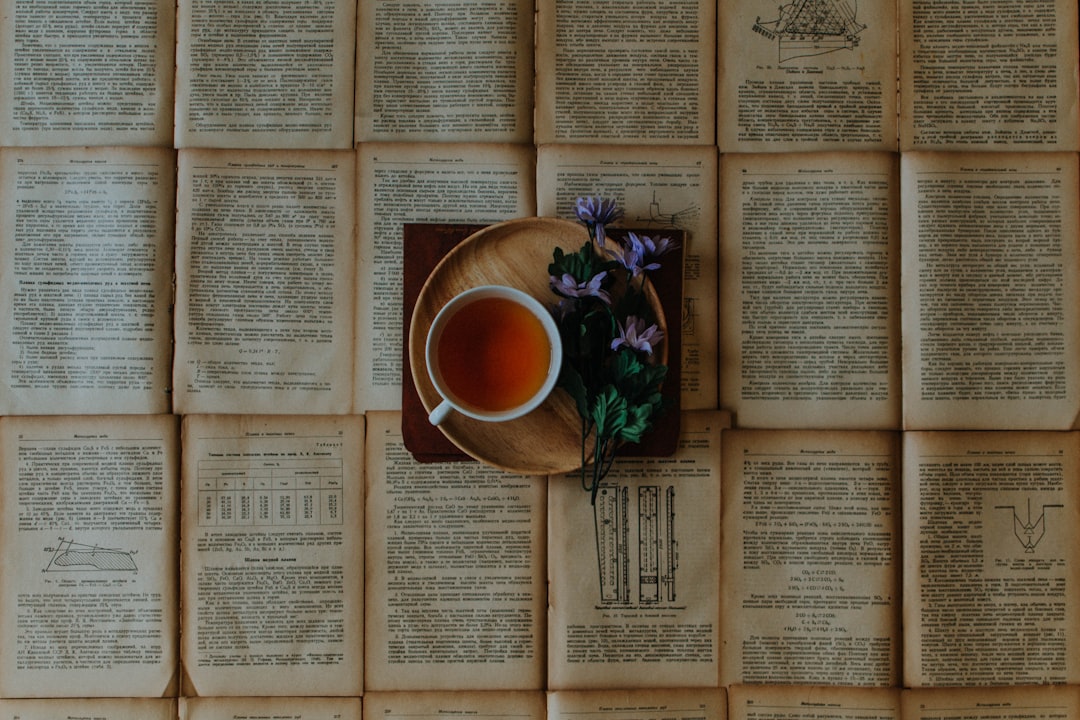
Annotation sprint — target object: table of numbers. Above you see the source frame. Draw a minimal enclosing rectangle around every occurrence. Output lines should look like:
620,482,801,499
197,458,344,526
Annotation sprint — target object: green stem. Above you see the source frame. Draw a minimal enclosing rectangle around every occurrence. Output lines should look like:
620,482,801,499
590,437,604,505
579,417,591,495
599,440,618,481
589,437,620,506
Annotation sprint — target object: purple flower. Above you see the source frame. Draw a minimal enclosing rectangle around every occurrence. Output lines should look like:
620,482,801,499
550,271,612,304
611,315,663,355
636,232,678,259
612,238,646,277
574,196,622,247
617,232,678,276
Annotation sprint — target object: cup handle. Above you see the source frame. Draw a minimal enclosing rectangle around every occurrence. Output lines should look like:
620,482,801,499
428,399,453,426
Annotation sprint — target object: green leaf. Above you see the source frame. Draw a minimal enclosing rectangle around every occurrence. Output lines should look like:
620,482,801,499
617,403,654,443
641,362,668,388
548,246,567,277
611,348,645,383
558,364,590,420
561,241,594,281
590,386,627,440
560,241,619,284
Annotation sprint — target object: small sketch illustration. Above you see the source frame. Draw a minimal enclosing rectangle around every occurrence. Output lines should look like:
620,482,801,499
44,537,138,572
994,499,1064,553
594,483,678,605
682,297,696,336
634,191,700,229
753,0,867,64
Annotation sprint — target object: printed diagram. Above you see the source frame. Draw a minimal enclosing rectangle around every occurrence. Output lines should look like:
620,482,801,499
994,499,1064,553
752,0,867,64
594,484,678,606
682,297,696,336
44,537,138,572
633,191,699,229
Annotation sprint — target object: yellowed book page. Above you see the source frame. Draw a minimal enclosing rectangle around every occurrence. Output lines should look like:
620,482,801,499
548,688,726,720
899,0,1079,151
0,698,177,720
536,144,719,410
720,429,901,687
730,685,900,720
179,414,364,697
364,411,546,691
534,0,714,145
901,151,1080,430
719,151,901,429
547,411,724,689
174,0,354,149
902,431,1080,687
717,0,897,153
902,686,1080,720
355,143,536,412
0,146,175,415
181,696,360,720
355,0,532,143
0,415,179,698
173,148,356,415
363,691,546,720
0,0,174,147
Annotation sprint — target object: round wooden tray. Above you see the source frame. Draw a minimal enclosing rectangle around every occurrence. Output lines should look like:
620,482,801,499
410,217,668,475
409,217,587,475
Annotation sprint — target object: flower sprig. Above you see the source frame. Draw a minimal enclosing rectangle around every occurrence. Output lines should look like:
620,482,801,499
549,197,677,504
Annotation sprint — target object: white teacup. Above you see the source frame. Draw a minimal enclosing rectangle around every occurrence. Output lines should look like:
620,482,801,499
426,285,562,425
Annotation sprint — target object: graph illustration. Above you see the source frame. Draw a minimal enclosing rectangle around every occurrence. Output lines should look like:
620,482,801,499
44,537,138,572
594,483,678,606
753,0,867,63
994,499,1064,553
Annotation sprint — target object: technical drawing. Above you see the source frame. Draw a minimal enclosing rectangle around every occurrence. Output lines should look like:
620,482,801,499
753,0,867,64
594,483,678,606
44,537,138,572
595,484,629,604
634,191,700,229
640,487,661,602
994,499,1064,553
682,297,696,336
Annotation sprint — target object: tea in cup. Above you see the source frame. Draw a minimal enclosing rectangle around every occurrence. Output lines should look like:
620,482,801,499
425,285,562,425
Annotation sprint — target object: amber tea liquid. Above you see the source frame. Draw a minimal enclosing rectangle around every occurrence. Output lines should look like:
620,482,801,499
436,296,552,412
